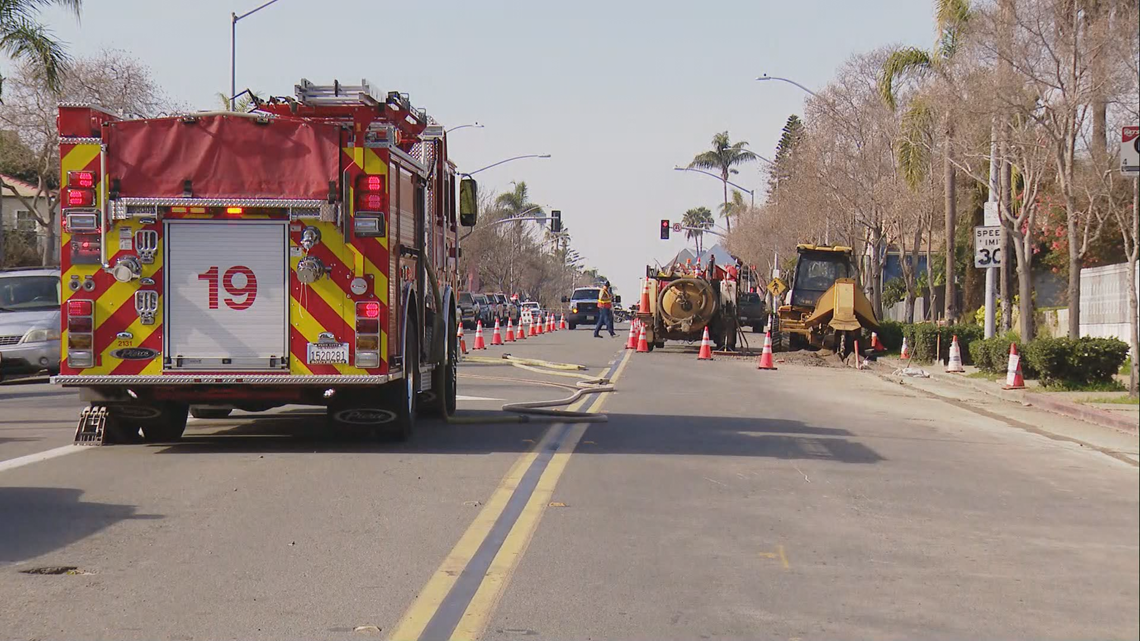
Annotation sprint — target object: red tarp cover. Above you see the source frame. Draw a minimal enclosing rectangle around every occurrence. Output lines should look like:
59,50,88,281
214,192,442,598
104,114,341,200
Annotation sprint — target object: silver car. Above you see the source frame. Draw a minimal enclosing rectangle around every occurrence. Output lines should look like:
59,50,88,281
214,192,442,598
0,267,61,379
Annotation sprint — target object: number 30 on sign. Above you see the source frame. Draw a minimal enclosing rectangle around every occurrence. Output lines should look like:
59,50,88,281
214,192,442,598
974,226,1002,268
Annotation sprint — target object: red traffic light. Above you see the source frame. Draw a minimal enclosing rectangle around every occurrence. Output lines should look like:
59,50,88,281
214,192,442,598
660,219,670,240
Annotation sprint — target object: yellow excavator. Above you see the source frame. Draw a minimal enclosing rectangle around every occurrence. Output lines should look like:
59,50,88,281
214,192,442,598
768,244,879,356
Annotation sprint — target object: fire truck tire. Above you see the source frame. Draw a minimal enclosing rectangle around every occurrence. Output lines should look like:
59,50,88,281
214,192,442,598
137,403,189,443
190,406,233,419
380,319,419,440
423,316,458,418
568,323,577,330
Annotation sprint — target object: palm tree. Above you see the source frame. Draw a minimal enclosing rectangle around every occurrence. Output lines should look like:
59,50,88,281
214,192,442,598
718,190,748,228
495,182,543,293
0,0,81,98
682,206,714,254
688,131,758,232
878,0,971,321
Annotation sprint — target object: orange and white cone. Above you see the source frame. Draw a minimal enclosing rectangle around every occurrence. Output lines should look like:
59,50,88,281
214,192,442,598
548,314,556,333
559,314,567,330
505,319,516,342
697,326,713,360
473,321,486,350
757,331,777,370
946,335,965,373
458,324,467,355
636,323,650,353
1003,342,1025,389
625,318,639,350
517,319,527,340
491,319,504,346
529,318,538,336
900,336,910,360
536,316,544,335
639,278,651,313
872,331,886,352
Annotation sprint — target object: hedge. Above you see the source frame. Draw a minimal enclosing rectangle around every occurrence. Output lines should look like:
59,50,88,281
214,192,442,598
1024,337,1130,386
900,323,984,364
876,320,905,351
969,332,1035,377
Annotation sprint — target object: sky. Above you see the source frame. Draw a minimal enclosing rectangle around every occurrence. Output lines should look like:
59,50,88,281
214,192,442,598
34,0,936,298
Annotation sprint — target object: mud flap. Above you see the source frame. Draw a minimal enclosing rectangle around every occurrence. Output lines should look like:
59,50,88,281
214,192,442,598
74,405,109,446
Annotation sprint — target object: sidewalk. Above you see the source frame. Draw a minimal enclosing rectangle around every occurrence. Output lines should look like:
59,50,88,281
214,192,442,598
874,356,1138,435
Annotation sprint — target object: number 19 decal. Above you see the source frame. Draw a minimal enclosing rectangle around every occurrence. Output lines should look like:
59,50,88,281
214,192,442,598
198,265,258,310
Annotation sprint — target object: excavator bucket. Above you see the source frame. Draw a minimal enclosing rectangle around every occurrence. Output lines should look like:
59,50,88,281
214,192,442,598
803,278,879,332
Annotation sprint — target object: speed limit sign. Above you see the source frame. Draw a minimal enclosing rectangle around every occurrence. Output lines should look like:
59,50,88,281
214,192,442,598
974,226,1002,268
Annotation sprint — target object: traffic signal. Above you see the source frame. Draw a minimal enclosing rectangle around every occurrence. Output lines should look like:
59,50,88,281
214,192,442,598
660,219,670,240
550,210,562,233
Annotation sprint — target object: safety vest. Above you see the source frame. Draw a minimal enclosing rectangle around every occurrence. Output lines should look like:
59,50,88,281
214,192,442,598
598,287,613,309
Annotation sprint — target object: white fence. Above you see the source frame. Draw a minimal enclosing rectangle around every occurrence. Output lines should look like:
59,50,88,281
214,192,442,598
1080,262,1138,347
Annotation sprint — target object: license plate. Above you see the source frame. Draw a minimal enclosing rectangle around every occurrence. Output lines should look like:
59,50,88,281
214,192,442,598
307,342,349,365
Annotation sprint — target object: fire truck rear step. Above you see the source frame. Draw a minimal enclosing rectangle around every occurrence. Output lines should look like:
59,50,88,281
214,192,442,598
74,405,109,446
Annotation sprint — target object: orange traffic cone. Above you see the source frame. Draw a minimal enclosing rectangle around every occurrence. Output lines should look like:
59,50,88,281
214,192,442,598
636,323,650,353
871,332,886,352
473,321,486,350
900,336,910,360
517,319,527,340
697,326,713,360
548,314,556,333
757,331,777,370
529,318,538,336
458,324,467,355
505,319,515,342
639,278,651,313
536,316,544,335
491,319,503,346
625,319,639,350
559,314,567,330
946,335,965,373
1003,342,1025,389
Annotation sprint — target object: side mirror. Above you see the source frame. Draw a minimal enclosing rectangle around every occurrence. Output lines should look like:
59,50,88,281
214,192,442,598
560,296,569,303
459,177,478,227
614,295,622,304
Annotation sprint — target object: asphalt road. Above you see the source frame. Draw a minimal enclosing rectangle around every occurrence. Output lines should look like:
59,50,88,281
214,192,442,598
1,325,1137,640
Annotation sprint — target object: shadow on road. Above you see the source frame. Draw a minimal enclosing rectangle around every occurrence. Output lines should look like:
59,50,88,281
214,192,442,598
150,409,882,464
0,389,79,402
0,487,162,564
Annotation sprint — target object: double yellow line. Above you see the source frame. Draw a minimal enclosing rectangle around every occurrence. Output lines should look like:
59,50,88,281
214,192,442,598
389,348,634,641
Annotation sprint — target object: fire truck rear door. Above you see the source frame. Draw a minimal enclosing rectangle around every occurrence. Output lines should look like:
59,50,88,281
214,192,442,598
165,220,289,371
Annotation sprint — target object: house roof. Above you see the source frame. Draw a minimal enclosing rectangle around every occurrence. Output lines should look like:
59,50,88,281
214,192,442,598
666,248,696,266
699,244,736,266
0,174,40,198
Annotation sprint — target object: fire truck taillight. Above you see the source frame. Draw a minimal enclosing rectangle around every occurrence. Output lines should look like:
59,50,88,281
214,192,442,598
68,171,96,188
65,187,95,207
353,175,387,238
64,169,101,264
355,300,381,368
67,299,95,368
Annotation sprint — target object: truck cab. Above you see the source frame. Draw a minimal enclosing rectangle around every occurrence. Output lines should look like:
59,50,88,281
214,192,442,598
564,287,602,329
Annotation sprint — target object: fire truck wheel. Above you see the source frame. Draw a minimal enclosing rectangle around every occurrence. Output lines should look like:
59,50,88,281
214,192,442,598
423,316,458,418
136,403,189,443
379,320,419,441
190,406,233,419
568,323,577,330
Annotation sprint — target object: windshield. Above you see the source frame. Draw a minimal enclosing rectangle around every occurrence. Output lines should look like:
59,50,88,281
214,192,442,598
459,293,474,304
572,288,600,301
475,295,489,304
792,254,854,307
0,275,60,311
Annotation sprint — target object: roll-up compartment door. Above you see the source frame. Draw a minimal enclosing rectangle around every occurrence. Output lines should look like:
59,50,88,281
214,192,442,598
165,220,288,370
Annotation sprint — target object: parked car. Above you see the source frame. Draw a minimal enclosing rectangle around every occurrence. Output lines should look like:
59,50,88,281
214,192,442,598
472,293,495,326
0,267,61,380
493,293,520,324
519,301,542,324
738,291,767,332
458,292,480,330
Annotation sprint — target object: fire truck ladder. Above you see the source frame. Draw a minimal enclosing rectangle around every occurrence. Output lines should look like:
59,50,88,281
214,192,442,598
294,79,430,123
74,405,109,445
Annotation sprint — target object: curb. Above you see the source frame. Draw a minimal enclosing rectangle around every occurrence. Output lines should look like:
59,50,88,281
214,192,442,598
878,358,1138,435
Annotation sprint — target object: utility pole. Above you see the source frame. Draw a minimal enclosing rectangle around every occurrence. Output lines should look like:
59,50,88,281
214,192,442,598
984,122,999,338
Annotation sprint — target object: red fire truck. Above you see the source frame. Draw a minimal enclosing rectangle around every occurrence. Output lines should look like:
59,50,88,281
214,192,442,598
56,80,479,444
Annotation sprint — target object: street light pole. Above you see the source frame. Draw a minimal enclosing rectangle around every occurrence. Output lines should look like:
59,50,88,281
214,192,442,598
446,122,484,134
230,0,285,110
755,74,860,132
461,154,552,177
673,166,755,209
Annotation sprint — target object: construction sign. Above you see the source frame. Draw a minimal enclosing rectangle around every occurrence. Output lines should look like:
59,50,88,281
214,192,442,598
1122,126,1139,176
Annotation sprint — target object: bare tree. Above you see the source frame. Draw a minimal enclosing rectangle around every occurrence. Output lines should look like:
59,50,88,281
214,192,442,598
0,49,169,265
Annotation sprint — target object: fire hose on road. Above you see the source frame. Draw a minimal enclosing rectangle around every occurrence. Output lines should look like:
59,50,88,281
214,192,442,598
451,354,615,424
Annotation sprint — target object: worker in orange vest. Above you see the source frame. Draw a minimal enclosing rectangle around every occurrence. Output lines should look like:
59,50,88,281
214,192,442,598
594,281,617,338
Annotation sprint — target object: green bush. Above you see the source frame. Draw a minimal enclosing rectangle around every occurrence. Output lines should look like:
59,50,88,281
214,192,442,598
876,320,905,351
1023,336,1130,386
971,332,1030,375
902,323,984,364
